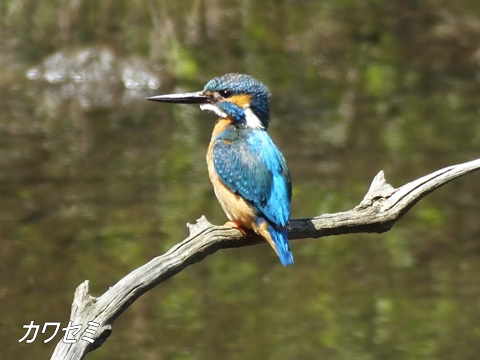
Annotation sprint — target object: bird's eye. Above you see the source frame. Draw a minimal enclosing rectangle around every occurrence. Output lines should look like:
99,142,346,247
218,90,233,98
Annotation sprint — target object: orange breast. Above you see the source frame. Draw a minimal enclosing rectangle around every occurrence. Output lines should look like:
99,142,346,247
206,119,257,230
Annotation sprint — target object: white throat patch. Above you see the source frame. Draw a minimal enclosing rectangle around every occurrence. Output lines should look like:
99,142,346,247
199,103,227,118
244,107,265,129
199,103,265,129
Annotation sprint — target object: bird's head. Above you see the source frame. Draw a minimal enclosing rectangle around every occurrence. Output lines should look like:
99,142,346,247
147,73,271,129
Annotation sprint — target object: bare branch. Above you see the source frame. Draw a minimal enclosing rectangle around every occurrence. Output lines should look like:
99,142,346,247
50,158,480,360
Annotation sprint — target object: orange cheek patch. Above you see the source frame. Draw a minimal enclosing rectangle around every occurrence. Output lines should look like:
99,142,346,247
229,94,252,108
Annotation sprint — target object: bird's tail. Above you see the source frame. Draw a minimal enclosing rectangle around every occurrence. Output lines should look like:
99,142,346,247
269,225,294,266
255,221,294,266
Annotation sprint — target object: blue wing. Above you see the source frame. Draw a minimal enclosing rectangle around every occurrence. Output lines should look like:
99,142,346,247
213,127,291,228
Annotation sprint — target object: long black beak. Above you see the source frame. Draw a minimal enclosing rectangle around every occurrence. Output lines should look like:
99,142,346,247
146,91,211,104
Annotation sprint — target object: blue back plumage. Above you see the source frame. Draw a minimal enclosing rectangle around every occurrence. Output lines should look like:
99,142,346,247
214,127,291,225
213,126,293,265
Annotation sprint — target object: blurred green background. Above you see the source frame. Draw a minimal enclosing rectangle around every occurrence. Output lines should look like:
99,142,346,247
1,0,480,359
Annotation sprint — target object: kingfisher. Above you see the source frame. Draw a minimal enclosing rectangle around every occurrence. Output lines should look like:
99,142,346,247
147,73,293,266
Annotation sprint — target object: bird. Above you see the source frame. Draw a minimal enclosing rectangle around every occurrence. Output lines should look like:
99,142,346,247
147,73,293,266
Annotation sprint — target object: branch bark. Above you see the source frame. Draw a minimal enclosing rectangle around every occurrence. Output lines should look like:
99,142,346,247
50,158,480,360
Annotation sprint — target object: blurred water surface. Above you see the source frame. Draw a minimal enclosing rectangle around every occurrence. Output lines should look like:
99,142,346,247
1,1,480,359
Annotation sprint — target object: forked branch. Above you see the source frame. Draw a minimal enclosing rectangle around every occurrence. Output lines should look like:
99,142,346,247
51,158,480,360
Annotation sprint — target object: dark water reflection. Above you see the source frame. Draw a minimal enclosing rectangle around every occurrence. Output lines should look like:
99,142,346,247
1,1,480,359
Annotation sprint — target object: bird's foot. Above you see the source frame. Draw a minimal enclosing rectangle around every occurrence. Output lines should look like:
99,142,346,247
224,221,247,237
